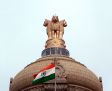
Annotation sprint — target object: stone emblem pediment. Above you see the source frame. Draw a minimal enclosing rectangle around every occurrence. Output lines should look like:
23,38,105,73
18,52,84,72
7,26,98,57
55,63,67,83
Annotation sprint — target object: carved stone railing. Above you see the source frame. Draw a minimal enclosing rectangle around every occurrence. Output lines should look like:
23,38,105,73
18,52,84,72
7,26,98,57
21,84,93,91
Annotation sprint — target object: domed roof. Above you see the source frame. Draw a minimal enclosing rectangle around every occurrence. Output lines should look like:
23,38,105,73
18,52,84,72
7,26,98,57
10,56,102,91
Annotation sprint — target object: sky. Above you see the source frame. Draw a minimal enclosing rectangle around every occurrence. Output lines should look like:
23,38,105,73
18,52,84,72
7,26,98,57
0,0,112,91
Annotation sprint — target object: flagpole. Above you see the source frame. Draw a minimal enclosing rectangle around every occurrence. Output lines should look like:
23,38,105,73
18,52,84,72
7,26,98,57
54,58,56,91
55,76,56,91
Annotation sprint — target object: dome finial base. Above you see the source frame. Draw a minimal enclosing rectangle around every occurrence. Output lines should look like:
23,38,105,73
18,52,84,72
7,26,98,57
45,38,66,49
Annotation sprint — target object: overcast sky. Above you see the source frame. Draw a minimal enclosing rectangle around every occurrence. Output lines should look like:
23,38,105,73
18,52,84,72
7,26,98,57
0,0,112,91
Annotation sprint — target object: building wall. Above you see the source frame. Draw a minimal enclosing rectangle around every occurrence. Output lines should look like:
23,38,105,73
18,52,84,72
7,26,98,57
21,84,92,91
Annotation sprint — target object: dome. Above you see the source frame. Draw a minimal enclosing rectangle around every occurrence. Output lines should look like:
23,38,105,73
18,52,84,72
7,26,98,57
10,56,102,91
10,16,103,91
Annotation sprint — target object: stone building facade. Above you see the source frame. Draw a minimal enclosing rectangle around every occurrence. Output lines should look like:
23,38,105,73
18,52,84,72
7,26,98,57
10,16,103,91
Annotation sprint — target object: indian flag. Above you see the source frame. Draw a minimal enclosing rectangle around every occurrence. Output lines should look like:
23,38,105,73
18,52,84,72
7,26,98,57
32,63,55,84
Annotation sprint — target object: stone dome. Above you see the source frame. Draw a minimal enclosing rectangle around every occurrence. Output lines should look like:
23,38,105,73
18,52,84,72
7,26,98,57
10,16,103,91
10,56,102,91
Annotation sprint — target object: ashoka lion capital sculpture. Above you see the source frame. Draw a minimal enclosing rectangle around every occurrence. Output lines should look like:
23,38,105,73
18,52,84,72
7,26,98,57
43,16,67,40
